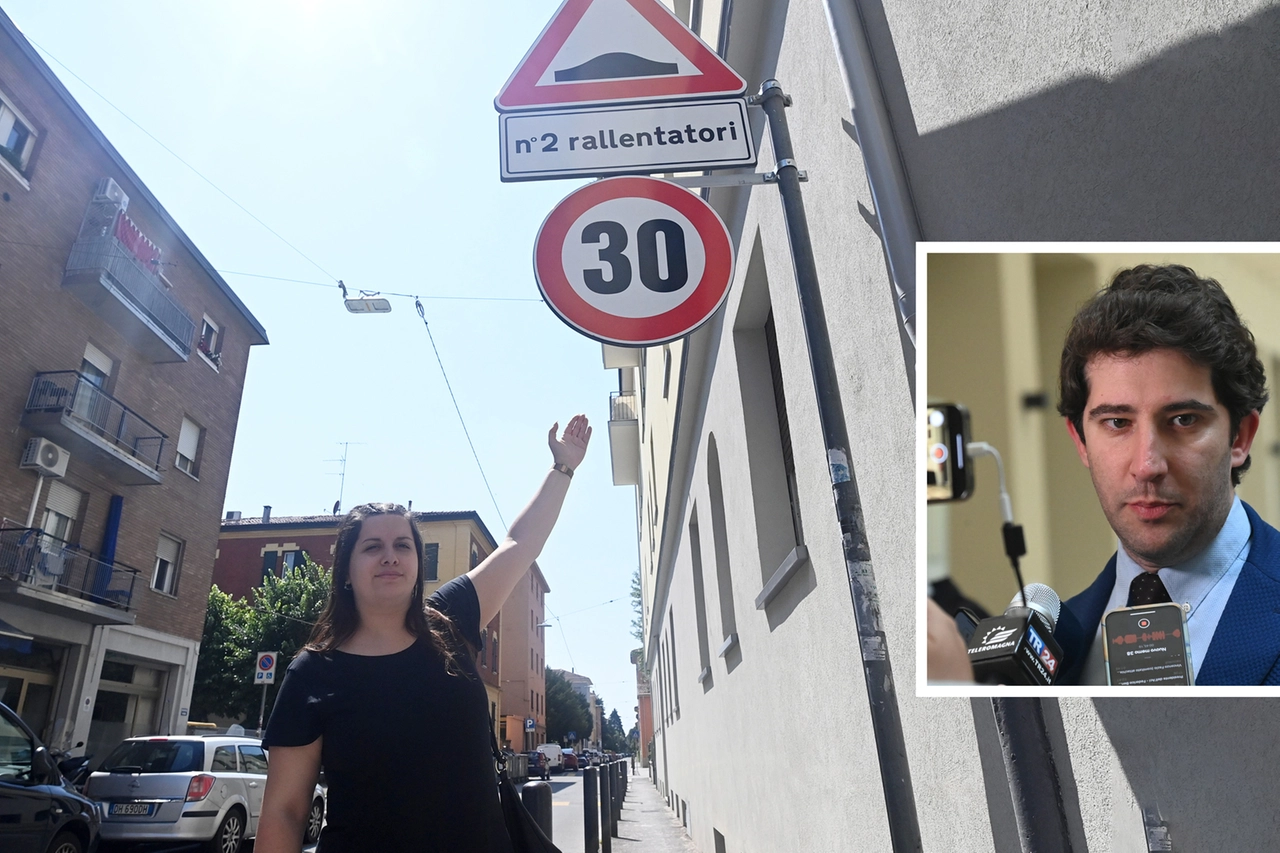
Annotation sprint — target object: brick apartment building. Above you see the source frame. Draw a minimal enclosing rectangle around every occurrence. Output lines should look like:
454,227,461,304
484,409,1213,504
0,8,267,759
214,509,549,741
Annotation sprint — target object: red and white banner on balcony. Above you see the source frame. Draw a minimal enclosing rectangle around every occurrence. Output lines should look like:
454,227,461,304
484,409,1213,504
113,211,161,269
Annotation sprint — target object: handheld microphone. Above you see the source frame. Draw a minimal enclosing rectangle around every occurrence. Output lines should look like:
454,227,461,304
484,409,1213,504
965,584,1065,685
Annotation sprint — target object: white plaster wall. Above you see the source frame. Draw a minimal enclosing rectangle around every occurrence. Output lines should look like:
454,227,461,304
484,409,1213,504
642,2,1280,851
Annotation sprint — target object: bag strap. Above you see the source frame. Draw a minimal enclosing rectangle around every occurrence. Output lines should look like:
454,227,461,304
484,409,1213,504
488,712,509,778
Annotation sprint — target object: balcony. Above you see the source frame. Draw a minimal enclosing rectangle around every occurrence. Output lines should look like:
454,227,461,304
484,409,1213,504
609,391,640,486
63,235,195,362
0,527,138,625
22,371,167,486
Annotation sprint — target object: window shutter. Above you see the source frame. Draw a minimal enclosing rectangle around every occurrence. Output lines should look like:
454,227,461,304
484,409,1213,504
177,418,200,459
83,343,113,376
46,481,83,519
157,534,181,565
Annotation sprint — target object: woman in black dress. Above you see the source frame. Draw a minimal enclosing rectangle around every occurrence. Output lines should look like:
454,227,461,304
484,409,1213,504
256,416,591,853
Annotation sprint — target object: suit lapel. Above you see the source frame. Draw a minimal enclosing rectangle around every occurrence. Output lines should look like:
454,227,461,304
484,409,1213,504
1058,557,1117,684
1197,503,1280,685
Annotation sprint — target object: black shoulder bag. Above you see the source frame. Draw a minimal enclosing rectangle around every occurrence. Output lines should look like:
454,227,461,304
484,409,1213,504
489,728,562,853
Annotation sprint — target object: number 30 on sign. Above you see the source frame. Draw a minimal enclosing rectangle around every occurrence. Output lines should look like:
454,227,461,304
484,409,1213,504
533,176,734,346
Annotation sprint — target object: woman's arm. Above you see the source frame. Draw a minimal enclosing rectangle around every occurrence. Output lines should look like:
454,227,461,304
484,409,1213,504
469,415,591,626
255,739,323,853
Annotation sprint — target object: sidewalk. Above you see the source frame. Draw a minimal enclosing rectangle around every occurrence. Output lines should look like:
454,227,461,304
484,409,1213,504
608,769,699,853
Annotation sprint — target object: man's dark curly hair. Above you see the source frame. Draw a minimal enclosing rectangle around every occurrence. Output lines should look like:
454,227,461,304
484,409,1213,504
1057,264,1269,486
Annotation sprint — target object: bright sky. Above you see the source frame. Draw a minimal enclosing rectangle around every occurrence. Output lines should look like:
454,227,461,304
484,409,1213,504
5,0,642,728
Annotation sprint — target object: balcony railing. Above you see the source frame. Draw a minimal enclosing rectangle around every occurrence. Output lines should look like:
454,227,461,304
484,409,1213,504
65,235,195,359
0,527,139,611
24,371,167,476
608,391,640,486
611,391,637,421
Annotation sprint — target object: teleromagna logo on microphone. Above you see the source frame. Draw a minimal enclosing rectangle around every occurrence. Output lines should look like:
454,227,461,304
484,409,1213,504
978,626,1019,648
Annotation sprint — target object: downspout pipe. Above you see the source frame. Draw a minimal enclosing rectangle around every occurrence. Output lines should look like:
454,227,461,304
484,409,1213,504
821,0,919,364
992,698,1075,853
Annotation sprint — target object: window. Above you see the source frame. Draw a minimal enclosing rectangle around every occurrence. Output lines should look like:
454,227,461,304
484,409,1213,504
492,634,498,675
282,550,305,572
153,533,183,595
211,746,238,772
0,711,34,782
81,343,113,390
175,416,203,477
423,542,439,582
238,745,268,774
0,94,36,177
707,435,738,656
41,481,83,544
764,312,804,548
198,316,222,367
688,508,713,689
261,550,278,581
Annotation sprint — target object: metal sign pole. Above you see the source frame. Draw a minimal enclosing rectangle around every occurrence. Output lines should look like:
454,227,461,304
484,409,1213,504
257,683,267,737
752,78,922,853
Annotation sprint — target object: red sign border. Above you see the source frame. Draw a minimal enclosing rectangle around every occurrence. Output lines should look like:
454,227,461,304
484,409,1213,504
496,0,747,111
534,176,734,346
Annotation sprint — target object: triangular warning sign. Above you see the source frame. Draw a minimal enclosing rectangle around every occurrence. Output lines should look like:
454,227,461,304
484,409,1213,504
495,0,747,112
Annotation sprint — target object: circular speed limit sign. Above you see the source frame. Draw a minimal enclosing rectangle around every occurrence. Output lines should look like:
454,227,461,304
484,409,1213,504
533,176,734,346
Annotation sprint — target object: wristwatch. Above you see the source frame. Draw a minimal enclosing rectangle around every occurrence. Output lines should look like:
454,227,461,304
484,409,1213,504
551,462,574,479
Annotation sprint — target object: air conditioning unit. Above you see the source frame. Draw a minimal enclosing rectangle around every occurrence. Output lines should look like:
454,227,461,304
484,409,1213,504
93,177,129,210
20,438,70,478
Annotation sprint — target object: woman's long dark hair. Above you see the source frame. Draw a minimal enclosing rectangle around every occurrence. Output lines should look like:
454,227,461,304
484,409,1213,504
306,503,466,673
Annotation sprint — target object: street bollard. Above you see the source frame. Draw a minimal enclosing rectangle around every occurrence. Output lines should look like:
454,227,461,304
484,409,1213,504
599,763,612,853
611,761,621,834
521,780,553,843
584,767,599,853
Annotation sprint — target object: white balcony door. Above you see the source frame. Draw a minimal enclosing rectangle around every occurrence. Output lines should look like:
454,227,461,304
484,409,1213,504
74,343,114,434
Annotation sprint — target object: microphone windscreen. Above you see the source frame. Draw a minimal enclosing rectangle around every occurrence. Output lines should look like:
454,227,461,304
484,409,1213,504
1007,582,1062,631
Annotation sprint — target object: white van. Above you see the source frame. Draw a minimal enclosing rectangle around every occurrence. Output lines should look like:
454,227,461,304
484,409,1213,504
535,743,564,773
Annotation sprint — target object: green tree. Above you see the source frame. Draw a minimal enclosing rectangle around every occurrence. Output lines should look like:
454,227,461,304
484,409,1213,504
544,668,592,744
250,556,331,723
603,708,628,752
190,585,254,720
190,556,331,724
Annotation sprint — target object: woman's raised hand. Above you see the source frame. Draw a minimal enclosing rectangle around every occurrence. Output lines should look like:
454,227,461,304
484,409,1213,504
548,414,592,471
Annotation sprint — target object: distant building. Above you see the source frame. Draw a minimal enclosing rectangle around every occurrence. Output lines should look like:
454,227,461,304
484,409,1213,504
0,9,267,758
215,509,548,740
631,647,651,765
497,560,550,751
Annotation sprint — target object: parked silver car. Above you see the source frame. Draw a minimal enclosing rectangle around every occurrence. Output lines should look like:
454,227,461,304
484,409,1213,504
84,734,324,852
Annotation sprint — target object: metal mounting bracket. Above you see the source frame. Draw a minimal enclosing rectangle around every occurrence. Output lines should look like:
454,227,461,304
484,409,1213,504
664,170,808,188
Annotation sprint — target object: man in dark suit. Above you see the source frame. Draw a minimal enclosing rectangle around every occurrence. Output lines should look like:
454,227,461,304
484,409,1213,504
1053,265,1280,685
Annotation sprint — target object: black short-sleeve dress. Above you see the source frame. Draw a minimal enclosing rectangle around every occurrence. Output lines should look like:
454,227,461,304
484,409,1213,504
263,575,513,853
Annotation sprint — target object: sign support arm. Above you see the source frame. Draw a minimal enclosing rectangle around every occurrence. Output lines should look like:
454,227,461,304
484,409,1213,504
755,78,923,853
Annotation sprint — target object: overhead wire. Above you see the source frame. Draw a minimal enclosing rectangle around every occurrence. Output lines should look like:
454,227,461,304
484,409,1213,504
27,38,342,285
414,299,508,533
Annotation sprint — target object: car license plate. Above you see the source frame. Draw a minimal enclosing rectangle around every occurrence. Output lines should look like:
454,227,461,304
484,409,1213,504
110,802,155,816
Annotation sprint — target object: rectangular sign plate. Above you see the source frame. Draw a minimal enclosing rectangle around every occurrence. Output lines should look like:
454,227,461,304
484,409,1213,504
500,99,756,182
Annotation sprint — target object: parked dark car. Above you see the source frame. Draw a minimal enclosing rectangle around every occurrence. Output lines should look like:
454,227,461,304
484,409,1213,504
525,751,550,781
0,701,100,853
561,749,579,772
